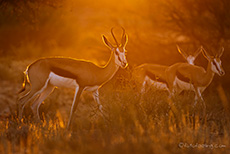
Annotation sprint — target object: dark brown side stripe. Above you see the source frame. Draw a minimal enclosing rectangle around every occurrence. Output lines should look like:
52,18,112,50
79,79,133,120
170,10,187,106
146,71,168,87
50,67,78,80
176,71,191,83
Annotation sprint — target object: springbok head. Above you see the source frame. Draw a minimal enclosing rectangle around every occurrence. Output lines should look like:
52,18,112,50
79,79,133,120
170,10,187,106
202,46,225,76
177,45,202,65
102,27,128,68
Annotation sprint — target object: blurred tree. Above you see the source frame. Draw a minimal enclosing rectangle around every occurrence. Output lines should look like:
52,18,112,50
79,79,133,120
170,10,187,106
163,0,230,52
0,0,63,9
161,0,230,92
0,0,63,25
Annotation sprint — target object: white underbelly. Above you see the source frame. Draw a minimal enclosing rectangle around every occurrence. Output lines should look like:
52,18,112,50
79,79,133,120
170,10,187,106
84,85,99,92
49,72,78,89
175,77,207,95
146,76,168,90
48,72,99,92
152,81,168,90
175,77,194,91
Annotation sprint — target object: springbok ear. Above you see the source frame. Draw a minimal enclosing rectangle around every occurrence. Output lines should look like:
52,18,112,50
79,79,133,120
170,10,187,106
177,45,187,59
102,35,114,49
217,47,224,58
121,34,128,48
201,47,212,61
193,46,202,58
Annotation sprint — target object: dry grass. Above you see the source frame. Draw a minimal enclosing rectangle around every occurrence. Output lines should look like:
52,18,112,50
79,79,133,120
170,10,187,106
0,61,229,154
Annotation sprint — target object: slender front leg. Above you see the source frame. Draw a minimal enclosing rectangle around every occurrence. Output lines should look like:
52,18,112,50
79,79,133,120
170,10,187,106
194,87,206,121
196,88,206,110
193,87,206,108
67,86,84,130
140,77,147,94
93,89,103,112
165,69,176,101
168,82,176,102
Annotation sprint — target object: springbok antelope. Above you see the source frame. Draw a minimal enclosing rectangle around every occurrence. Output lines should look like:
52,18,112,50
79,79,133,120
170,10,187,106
165,47,225,108
132,46,202,94
18,27,128,129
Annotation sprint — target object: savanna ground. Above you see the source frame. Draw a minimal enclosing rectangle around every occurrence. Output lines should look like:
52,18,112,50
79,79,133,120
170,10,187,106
1,0,230,153
0,58,229,154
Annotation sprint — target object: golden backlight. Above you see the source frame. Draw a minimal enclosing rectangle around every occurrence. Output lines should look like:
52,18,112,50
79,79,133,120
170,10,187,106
0,0,229,153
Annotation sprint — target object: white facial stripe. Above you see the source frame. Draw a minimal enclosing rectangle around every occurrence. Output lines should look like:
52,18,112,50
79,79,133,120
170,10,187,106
187,56,195,65
212,59,222,74
114,47,127,67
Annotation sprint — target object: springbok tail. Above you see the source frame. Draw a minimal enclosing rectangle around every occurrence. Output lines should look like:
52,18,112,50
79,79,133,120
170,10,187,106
18,69,28,94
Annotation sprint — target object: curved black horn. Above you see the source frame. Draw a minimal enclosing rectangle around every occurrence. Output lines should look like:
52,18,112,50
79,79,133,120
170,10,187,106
111,27,119,47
